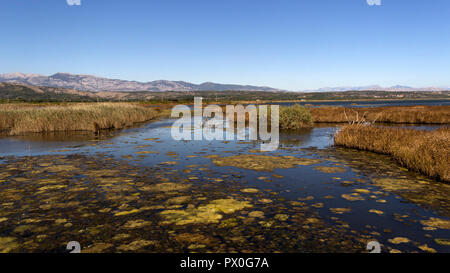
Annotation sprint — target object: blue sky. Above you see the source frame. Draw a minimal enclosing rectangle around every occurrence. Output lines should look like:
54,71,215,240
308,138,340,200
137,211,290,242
0,0,449,90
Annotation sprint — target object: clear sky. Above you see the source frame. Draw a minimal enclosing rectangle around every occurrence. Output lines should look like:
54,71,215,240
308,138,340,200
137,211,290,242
0,0,449,90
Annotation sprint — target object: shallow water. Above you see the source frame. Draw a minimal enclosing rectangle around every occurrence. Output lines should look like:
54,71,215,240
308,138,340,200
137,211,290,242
0,120,449,253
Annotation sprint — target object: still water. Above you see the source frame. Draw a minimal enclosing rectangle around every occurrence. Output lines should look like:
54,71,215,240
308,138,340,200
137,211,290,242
0,120,449,253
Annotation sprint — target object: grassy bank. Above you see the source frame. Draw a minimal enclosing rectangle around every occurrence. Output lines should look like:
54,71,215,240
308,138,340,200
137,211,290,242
0,103,158,135
311,106,450,124
334,125,450,182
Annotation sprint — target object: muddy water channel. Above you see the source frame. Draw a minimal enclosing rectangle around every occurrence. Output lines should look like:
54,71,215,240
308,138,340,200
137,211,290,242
0,120,449,253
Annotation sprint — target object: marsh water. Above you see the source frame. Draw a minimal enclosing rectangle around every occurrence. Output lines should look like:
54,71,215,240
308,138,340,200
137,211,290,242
0,119,449,253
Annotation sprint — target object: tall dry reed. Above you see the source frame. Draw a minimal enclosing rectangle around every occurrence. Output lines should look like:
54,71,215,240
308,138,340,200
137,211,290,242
334,125,450,182
0,103,157,135
311,106,450,124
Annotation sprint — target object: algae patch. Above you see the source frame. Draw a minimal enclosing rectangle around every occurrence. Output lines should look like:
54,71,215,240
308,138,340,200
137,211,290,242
160,199,252,225
314,166,346,174
371,178,423,192
211,155,320,171
0,237,19,253
388,237,410,244
420,217,450,230
330,208,351,214
140,183,191,193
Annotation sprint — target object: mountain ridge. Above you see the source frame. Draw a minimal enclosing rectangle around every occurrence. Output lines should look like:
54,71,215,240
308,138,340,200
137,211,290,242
1,82,449,103
0,72,281,92
1,72,449,92
304,85,450,92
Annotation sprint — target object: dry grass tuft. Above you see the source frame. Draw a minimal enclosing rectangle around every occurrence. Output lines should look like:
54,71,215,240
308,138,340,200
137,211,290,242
334,125,450,182
0,103,157,135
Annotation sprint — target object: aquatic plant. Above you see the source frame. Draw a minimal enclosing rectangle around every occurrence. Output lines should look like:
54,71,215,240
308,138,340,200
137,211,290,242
211,154,321,171
159,199,253,225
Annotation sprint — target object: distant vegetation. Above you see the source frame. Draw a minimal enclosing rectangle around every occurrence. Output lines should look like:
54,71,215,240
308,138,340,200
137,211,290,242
0,83,102,102
0,103,158,135
1,82,449,102
279,105,313,130
335,125,450,182
310,106,450,124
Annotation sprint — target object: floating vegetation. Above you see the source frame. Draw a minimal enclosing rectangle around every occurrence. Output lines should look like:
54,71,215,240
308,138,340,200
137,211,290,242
418,244,436,253
314,166,346,174
274,214,289,221
0,153,370,253
0,237,19,253
166,196,191,205
371,178,423,192
159,199,252,225
248,211,265,218
140,183,191,193
117,240,156,252
84,243,113,253
114,209,140,217
341,193,365,201
434,238,450,246
122,220,151,229
211,154,320,171
369,209,384,215
160,161,178,165
420,218,450,230
332,148,450,217
388,237,410,244
330,208,351,214
353,189,371,194
241,188,259,193
135,151,159,155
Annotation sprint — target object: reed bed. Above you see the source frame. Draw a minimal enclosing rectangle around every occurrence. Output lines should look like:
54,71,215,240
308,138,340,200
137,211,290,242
334,125,450,182
310,106,450,124
0,103,157,135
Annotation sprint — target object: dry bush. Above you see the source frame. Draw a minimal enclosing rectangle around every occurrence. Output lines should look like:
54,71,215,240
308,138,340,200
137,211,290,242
279,104,313,130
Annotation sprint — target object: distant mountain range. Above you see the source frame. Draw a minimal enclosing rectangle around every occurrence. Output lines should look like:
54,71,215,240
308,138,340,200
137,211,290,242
0,73,281,92
1,82,448,102
306,85,450,92
0,72,448,92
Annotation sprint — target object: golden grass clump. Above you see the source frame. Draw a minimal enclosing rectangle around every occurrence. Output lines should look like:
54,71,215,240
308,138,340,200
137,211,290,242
310,106,450,124
334,125,450,182
0,103,157,135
